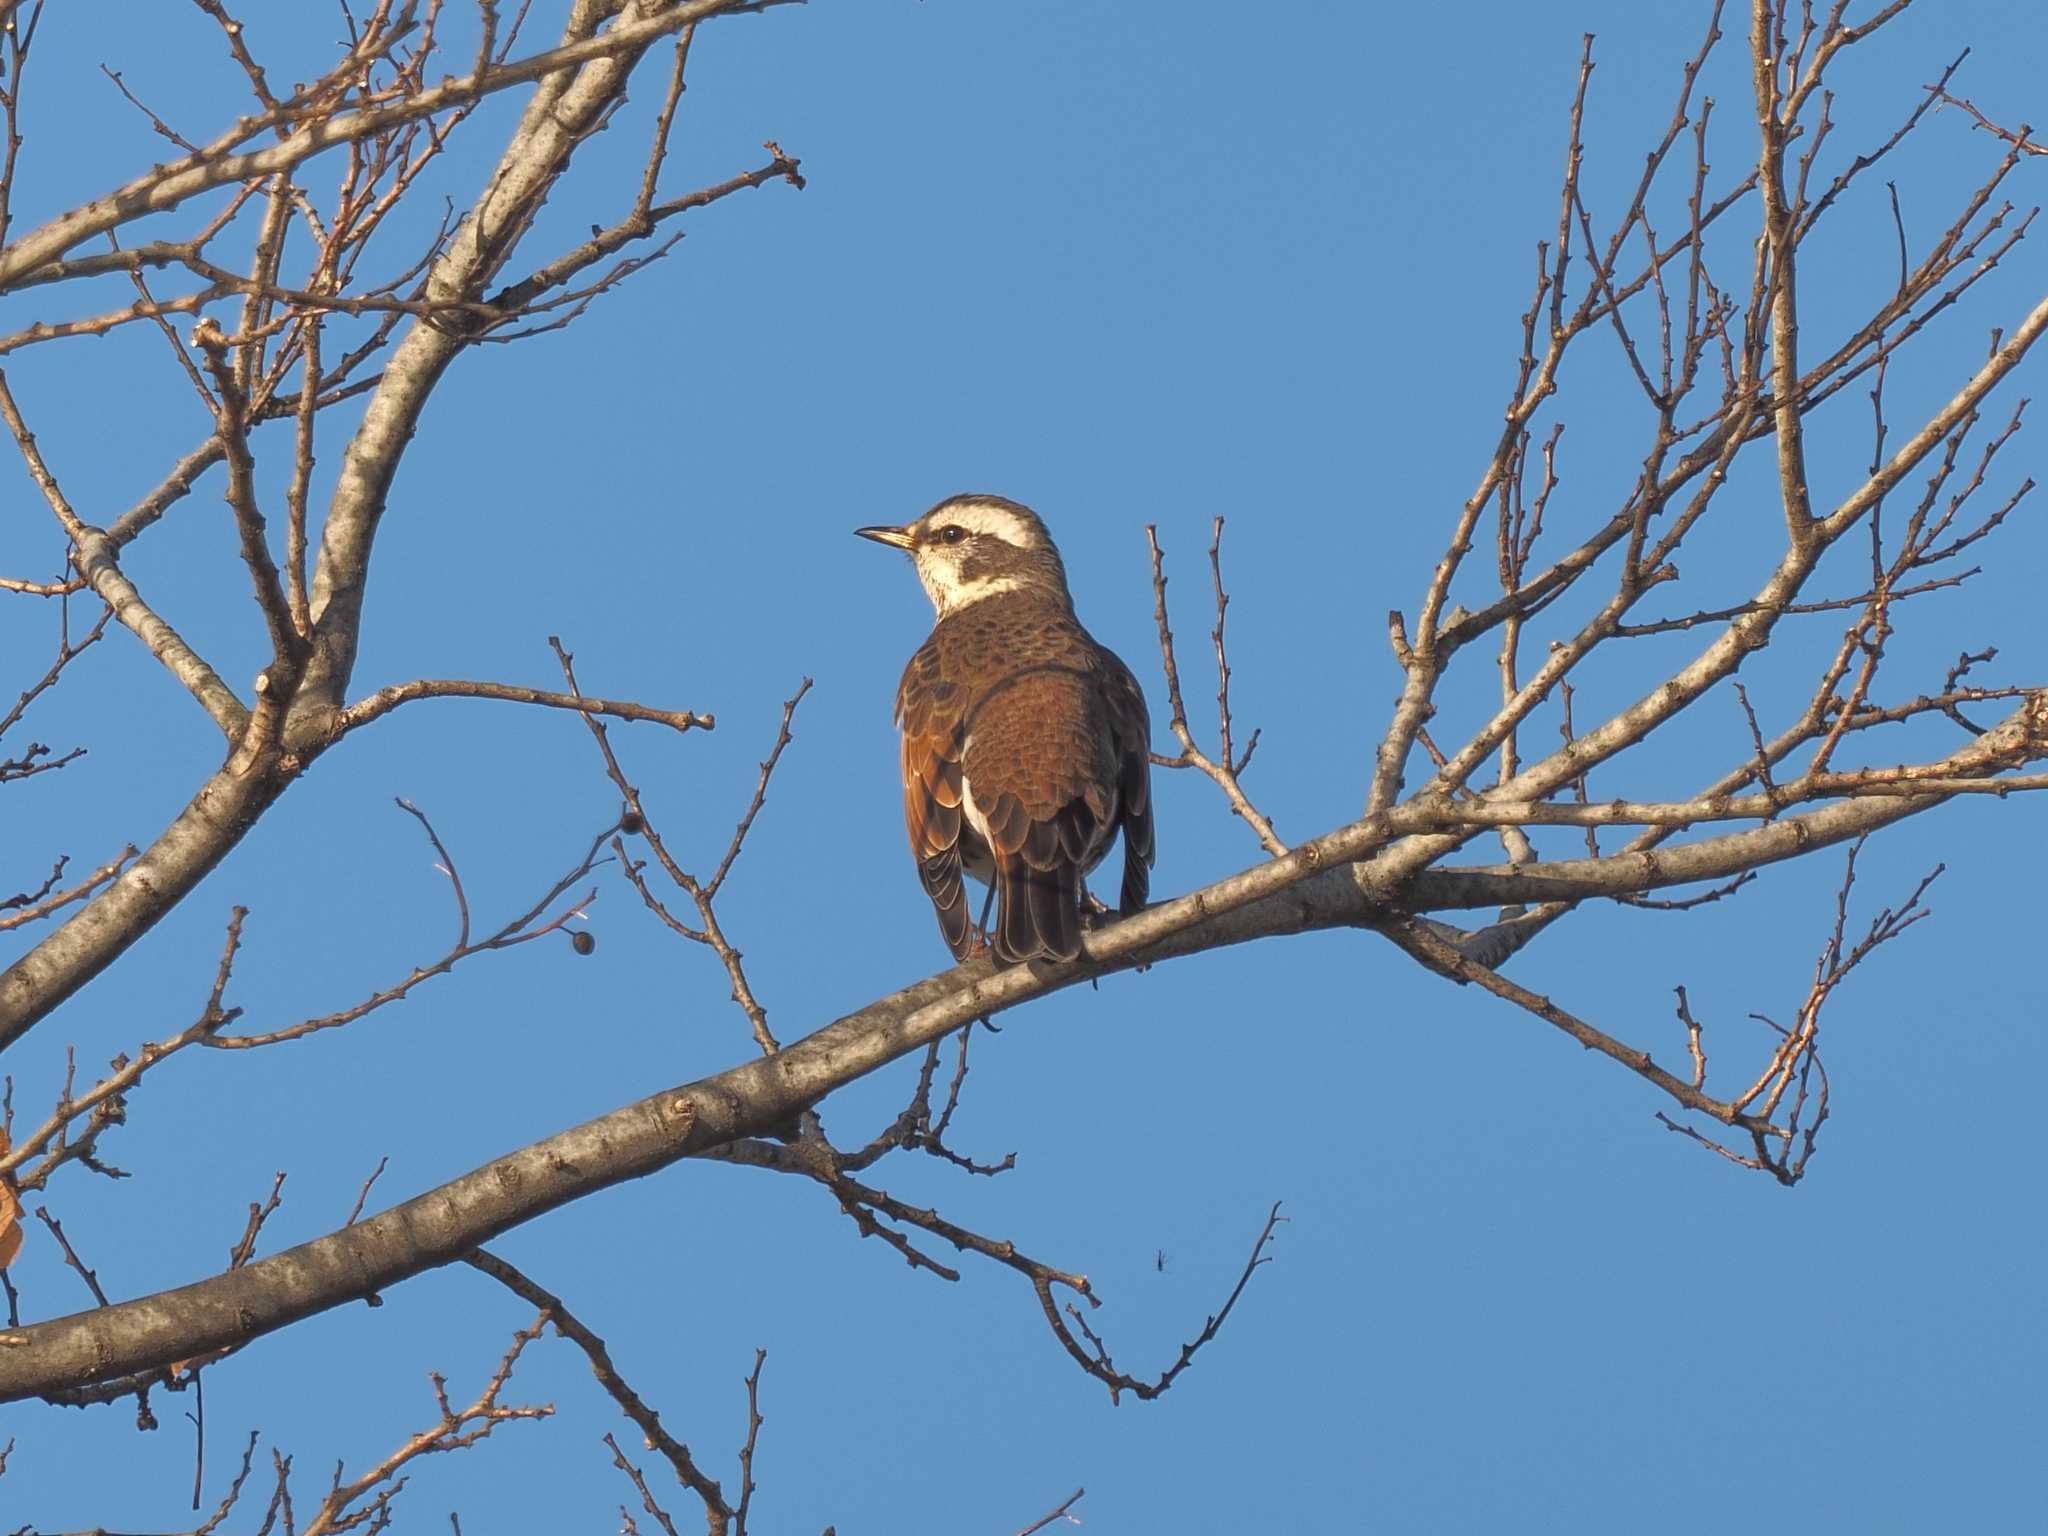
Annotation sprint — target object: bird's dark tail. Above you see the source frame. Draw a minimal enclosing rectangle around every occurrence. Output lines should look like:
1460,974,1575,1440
993,856,1080,964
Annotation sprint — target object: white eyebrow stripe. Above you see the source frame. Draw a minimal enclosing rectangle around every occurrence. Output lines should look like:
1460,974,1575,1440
924,502,1042,548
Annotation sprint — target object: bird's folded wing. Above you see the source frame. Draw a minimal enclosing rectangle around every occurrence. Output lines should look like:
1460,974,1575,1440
899,641,974,959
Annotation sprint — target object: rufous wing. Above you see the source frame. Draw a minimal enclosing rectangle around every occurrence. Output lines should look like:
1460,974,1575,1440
897,642,975,961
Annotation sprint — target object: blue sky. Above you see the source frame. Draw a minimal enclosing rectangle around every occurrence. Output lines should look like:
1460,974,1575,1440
1,2,2043,1530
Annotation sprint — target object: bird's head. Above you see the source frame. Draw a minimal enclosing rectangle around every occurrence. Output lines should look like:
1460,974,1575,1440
857,494,1073,618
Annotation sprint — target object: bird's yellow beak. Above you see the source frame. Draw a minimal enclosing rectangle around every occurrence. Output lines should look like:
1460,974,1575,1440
855,524,915,551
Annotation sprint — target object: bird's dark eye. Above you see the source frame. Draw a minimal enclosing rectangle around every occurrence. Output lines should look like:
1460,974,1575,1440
937,525,967,545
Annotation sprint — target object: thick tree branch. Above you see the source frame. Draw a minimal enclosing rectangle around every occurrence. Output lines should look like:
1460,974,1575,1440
4,692,2041,1397
0,767,286,1050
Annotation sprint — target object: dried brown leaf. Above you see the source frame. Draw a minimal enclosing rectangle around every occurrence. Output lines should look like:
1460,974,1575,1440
0,1133,20,1269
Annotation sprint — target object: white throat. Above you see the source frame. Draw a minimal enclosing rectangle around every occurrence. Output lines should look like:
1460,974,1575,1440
921,569,1035,617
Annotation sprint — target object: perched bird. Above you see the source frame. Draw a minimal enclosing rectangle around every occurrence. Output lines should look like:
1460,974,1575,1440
858,495,1155,965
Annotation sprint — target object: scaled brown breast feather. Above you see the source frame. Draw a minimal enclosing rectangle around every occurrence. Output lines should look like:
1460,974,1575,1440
896,590,1153,964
